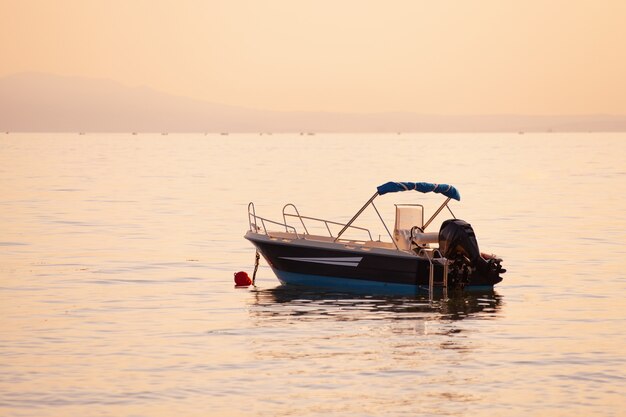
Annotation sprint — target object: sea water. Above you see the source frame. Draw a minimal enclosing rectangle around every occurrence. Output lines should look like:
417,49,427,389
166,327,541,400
1,133,625,416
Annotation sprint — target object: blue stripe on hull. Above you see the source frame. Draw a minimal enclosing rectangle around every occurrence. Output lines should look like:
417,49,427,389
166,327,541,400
272,269,493,296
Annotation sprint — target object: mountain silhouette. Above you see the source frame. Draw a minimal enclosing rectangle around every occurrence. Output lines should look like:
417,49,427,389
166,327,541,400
1,73,625,132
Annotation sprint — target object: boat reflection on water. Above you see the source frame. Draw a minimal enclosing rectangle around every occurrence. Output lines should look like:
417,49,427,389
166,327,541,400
247,284,502,323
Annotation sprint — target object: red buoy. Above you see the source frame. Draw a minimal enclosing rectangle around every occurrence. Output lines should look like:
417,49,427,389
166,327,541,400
234,271,252,287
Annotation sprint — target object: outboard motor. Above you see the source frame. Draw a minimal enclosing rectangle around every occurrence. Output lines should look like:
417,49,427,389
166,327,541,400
438,219,505,288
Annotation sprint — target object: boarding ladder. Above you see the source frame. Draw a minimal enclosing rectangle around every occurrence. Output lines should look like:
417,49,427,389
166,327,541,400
418,248,449,300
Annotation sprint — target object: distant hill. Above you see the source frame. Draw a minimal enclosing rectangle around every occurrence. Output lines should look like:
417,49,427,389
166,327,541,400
1,72,625,132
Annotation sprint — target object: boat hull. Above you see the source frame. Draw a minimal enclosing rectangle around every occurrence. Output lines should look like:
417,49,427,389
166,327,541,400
245,232,501,294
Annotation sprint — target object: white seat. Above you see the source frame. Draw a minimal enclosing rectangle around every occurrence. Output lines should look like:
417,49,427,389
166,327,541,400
393,205,425,250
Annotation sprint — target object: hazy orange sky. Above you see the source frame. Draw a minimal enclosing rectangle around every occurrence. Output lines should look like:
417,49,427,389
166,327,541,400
1,0,625,114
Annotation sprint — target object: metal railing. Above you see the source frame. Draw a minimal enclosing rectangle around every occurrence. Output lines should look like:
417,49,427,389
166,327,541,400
248,202,299,237
282,203,373,241
418,248,449,301
247,202,373,241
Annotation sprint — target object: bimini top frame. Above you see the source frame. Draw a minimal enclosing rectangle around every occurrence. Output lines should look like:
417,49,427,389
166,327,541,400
334,181,460,242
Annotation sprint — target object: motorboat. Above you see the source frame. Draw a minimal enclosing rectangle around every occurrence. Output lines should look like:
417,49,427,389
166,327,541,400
245,182,505,295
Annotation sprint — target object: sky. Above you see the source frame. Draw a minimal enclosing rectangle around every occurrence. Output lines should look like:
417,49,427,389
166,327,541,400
1,0,625,114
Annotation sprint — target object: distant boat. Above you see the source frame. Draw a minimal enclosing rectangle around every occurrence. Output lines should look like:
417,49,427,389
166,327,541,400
220,132,229,136
78,132,85,135
132,132,138,135
161,132,168,135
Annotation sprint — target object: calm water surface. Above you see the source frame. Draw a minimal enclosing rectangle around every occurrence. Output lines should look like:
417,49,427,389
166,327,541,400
1,133,625,416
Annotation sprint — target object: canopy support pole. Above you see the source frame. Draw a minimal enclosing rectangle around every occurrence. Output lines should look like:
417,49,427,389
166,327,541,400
423,197,452,230
372,201,398,250
335,192,379,242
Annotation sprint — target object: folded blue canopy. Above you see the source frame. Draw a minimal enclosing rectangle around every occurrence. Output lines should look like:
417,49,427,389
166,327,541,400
376,182,461,201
